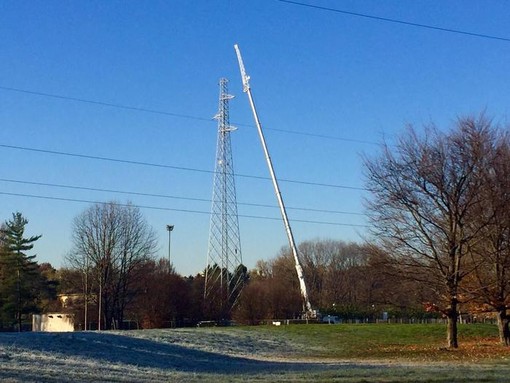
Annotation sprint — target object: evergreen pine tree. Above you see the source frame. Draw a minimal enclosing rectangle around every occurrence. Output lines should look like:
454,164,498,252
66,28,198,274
0,212,41,331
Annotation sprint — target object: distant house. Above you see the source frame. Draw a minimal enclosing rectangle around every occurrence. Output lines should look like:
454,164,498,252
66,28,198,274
33,313,75,332
58,293,85,308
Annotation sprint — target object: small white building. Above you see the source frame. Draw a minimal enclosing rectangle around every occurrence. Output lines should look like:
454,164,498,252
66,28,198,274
33,313,75,332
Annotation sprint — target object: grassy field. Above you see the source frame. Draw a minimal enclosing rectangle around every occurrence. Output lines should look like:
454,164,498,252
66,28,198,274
0,323,509,382
246,322,508,362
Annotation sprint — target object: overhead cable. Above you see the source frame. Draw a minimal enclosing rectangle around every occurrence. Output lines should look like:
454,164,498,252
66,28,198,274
0,143,368,191
0,191,368,228
0,177,365,216
278,0,510,43
0,85,378,145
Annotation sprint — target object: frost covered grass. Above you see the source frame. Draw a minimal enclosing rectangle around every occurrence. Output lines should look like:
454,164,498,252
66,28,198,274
0,324,509,382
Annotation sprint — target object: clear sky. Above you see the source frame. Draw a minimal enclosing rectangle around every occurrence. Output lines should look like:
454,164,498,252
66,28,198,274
1,1,509,276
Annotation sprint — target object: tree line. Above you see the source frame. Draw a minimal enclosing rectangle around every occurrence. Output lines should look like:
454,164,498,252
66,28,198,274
0,211,417,331
1,208,429,333
1,114,509,350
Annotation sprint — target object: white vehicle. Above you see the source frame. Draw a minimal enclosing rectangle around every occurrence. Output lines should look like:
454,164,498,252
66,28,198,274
322,315,340,324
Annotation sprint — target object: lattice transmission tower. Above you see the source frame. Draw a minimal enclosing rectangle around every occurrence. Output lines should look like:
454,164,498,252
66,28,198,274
204,78,245,320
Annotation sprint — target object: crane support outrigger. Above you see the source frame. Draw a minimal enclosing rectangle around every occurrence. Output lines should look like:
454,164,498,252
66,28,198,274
234,44,314,318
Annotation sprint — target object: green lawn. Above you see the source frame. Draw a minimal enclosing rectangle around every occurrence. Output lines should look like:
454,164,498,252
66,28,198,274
235,323,507,362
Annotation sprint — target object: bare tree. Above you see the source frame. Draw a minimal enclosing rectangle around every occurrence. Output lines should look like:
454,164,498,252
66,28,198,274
299,239,372,310
364,116,496,348
233,276,270,325
236,251,302,321
67,202,157,330
467,133,510,345
127,259,192,329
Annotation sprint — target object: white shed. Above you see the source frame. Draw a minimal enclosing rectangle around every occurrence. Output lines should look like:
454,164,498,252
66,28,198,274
32,313,75,332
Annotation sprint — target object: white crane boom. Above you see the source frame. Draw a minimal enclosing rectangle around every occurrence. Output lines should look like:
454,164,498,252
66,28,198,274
234,44,313,317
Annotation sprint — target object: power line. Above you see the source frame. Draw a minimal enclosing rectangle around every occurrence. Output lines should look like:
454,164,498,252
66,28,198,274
0,143,368,191
278,0,510,43
0,191,368,228
0,177,365,216
0,85,213,123
268,127,376,145
0,85,378,146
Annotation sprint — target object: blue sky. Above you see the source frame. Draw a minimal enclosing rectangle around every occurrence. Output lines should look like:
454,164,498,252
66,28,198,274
1,1,509,276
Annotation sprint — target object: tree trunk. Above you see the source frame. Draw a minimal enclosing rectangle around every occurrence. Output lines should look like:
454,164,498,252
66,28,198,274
496,309,510,346
446,299,459,348
17,268,21,332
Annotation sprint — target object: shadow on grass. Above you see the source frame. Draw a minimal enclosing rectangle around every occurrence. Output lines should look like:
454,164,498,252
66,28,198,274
0,331,356,376
2,331,507,383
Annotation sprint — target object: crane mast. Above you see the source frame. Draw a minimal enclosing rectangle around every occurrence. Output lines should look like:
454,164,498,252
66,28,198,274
234,44,313,317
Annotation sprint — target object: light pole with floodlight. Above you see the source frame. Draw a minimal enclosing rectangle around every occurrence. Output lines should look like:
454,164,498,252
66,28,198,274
166,225,174,271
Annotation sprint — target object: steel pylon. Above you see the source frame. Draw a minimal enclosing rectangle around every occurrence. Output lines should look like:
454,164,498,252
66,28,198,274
204,78,245,320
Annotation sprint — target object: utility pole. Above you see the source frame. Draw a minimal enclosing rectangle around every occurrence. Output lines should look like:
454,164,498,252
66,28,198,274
98,276,102,331
234,44,313,317
84,254,88,331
